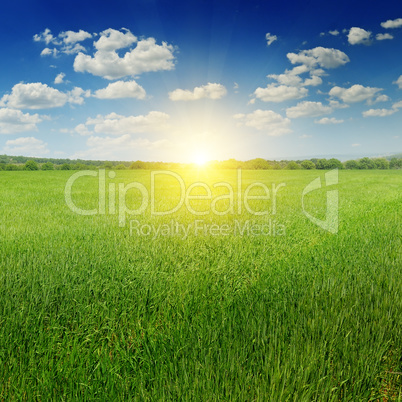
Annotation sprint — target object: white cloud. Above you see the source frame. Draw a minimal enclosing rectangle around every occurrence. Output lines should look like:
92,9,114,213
381,18,402,29
71,134,168,160
74,123,92,136
253,84,308,102
94,80,146,99
74,29,175,79
287,47,349,69
376,33,394,41
286,101,332,118
373,94,390,103
315,117,344,124
3,136,49,156
329,100,349,109
266,33,277,46
59,29,92,44
233,109,292,136
41,48,59,57
267,65,323,87
54,73,65,84
62,43,86,55
0,82,89,109
329,30,340,36
94,28,137,51
34,28,93,56
0,108,42,134
329,84,382,103
394,75,402,89
363,100,402,117
169,83,227,101
348,27,372,45
1,83,67,109
363,108,397,117
300,134,312,138
33,28,57,45
83,111,170,135
352,143,361,147
68,87,91,105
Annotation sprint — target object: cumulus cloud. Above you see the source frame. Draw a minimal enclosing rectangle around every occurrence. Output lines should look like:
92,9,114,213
376,33,394,41
3,136,49,156
315,117,344,124
329,84,382,103
41,48,59,57
1,83,68,109
329,30,340,36
362,108,396,117
394,75,402,89
54,73,65,84
253,84,308,102
233,109,292,136
268,65,324,87
0,83,89,109
0,108,42,134
73,29,175,79
33,28,57,45
81,111,170,135
287,47,350,69
34,28,93,55
381,18,402,29
94,80,146,99
59,29,92,45
266,33,277,46
348,27,372,45
286,101,332,118
94,28,136,51
363,101,402,117
71,135,168,160
169,83,227,101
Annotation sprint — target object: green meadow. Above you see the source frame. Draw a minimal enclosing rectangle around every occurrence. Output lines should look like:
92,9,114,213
0,169,401,400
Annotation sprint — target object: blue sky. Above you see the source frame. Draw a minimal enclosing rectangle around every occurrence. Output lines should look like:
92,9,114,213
0,0,402,162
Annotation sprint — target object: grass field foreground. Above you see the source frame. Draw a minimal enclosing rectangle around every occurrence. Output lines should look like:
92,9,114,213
0,169,401,400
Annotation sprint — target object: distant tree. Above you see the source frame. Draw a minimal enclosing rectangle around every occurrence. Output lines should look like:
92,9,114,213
286,161,301,170
130,161,146,169
5,164,20,171
327,158,343,169
102,161,113,169
344,160,359,169
41,162,54,170
301,160,316,169
358,157,376,169
245,158,271,169
71,163,87,170
315,159,329,169
373,158,389,170
60,163,72,170
390,158,402,169
115,164,127,170
24,160,39,171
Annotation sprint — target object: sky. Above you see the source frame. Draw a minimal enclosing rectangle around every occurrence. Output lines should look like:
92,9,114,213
0,0,402,162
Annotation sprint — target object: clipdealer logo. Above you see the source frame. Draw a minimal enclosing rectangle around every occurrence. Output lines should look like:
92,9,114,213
64,169,286,227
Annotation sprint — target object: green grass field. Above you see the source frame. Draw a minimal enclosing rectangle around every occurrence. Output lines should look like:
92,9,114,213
0,169,401,400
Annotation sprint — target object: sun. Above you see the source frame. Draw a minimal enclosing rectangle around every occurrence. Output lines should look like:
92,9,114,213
193,151,209,166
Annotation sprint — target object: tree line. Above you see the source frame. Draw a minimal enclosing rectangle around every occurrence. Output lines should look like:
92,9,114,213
0,154,401,171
